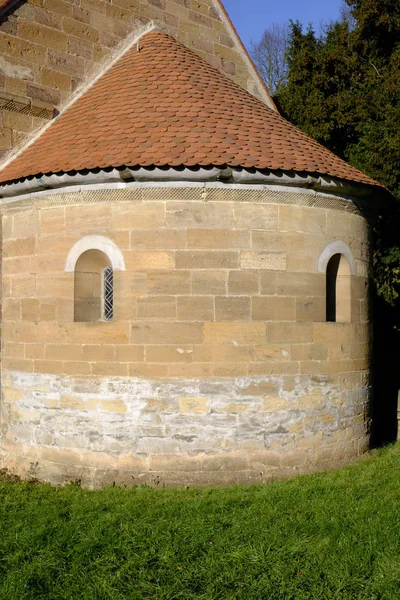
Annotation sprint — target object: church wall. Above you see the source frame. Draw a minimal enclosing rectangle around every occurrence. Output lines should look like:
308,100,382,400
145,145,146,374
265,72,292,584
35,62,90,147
0,186,371,487
0,0,269,160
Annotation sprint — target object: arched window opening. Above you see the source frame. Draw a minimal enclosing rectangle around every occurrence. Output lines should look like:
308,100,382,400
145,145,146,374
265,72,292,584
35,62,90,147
326,253,351,323
74,249,113,322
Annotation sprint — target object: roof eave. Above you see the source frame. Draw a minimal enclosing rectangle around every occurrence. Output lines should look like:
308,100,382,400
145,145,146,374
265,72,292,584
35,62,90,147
0,166,392,210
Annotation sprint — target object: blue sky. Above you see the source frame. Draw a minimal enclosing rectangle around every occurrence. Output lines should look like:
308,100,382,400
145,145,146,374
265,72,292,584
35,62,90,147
223,0,344,48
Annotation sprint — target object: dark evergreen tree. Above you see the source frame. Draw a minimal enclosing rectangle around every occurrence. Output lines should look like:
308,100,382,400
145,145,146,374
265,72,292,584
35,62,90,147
272,0,400,306
258,1,400,443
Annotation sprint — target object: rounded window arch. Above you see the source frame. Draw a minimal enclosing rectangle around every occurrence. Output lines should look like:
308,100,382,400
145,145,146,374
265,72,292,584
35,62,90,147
65,236,125,323
318,241,355,323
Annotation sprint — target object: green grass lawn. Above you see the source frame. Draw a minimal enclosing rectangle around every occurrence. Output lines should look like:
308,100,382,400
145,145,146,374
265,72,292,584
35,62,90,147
1,445,400,599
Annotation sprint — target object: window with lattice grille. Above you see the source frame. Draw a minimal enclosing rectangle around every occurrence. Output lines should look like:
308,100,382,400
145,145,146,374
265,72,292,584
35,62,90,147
74,249,113,322
103,266,114,321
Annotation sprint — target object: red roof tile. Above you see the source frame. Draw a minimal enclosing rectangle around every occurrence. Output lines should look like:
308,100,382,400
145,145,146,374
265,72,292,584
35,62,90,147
0,31,381,189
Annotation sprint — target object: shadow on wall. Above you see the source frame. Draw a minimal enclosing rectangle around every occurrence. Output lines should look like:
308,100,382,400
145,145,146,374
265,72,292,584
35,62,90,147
371,293,400,447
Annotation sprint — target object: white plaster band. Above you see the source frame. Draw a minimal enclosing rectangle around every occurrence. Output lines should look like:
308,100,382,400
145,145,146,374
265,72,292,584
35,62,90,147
65,235,125,272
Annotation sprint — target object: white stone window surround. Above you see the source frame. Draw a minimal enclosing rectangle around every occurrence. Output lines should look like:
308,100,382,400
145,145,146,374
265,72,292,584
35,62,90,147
317,240,356,275
65,235,125,273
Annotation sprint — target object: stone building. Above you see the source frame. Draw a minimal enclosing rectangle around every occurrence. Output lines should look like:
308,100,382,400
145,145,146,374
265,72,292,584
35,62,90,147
0,0,391,487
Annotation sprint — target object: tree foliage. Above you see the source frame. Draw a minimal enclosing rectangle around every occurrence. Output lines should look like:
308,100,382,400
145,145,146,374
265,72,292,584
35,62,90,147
249,22,289,95
266,0,400,306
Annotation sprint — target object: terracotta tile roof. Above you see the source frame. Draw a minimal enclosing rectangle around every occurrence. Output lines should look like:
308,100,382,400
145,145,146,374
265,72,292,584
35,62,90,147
0,31,381,190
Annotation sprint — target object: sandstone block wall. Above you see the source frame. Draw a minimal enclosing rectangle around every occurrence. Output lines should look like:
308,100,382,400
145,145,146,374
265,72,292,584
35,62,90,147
0,0,269,159
0,186,371,486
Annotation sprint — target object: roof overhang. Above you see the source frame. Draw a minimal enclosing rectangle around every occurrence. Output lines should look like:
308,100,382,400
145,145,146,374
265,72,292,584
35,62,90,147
0,166,393,212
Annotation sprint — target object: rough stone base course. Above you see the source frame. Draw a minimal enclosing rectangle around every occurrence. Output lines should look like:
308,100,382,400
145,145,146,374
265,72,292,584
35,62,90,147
0,370,369,488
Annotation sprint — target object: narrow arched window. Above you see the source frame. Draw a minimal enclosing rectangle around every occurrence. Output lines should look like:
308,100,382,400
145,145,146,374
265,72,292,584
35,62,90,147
326,253,351,323
74,249,113,322
66,235,125,323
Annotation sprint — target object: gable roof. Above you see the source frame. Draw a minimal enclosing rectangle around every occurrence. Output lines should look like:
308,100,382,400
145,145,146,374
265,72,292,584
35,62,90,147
0,31,382,191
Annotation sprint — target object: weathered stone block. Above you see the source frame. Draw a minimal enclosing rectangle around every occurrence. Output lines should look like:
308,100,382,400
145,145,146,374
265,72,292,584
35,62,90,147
241,252,287,270
168,362,214,377
214,363,249,376
146,345,193,363
41,66,71,91
204,322,266,345
228,270,259,295
19,21,68,51
112,203,165,229
268,322,313,343
187,228,250,249
297,394,325,410
177,296,214,321
252,296,295,321
176,250,239,269
253,345,291,361
20,298,39,321
60,394,85,410
215,296,251,321
147,270,191,295
3,237,36,258
234,203,278,230
191,270,227,295
313,322,356,344
44,0,73,17
191,344,252,362
166,202,234,229
291,343,328,361
8,271,32,297
99,399,127,413
65,204,109,232
114,345,144,362
279,206,326,234
179,397,210,414
25,343,45,360
263,396,289,411
137,296,177,319
296,296,325,322
130,229,186,249
131,322,203,344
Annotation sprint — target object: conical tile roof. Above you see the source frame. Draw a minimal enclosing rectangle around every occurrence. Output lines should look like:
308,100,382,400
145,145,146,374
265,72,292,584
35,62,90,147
0,31,382,190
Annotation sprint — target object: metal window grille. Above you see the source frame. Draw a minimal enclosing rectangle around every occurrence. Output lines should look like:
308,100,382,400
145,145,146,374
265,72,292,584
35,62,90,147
103,267,114,321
